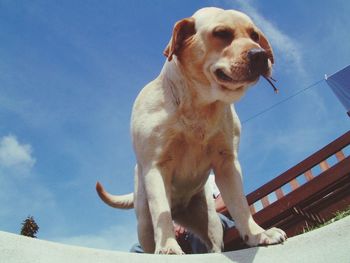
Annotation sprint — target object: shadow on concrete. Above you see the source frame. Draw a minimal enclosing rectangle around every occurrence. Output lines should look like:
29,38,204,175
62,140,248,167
223,247,259,263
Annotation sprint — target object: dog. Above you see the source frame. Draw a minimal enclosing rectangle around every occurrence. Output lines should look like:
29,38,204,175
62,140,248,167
96,7,287,254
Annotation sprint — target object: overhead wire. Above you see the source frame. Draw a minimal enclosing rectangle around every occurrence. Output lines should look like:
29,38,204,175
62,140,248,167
242,78,325,124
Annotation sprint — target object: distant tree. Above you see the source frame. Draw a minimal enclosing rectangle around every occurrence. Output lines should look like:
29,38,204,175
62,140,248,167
20,216,39,238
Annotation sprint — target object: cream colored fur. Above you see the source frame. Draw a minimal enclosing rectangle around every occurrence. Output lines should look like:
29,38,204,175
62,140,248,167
96,7,286,254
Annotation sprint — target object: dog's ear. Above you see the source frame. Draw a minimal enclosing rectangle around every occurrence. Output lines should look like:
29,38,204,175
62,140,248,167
258,31,274,64
163,18,196,61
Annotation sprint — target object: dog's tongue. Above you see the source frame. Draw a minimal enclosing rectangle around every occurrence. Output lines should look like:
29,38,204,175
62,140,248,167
263,76,279,93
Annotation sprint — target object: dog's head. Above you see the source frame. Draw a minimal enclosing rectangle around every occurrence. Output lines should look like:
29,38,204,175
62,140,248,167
164,7,274,103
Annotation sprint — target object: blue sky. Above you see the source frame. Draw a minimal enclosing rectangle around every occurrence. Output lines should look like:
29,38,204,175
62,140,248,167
0,0,349,251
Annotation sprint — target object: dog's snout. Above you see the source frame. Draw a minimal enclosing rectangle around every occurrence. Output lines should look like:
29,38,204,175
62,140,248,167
247,48,268,75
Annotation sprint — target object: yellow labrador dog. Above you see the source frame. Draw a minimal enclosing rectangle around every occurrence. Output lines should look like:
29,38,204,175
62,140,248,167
96,7,287,254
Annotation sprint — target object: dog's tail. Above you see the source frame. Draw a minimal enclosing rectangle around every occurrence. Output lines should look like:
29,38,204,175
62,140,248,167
96,182,134,209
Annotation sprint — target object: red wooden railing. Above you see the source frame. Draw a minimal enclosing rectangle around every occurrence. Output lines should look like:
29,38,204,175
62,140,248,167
223,131,350,251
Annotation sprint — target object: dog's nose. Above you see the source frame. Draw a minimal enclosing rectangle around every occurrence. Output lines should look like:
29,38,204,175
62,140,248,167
247,48,268,75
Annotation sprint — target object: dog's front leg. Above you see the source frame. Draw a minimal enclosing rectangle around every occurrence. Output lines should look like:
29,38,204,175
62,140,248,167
214,157,287,247
143,166,184,254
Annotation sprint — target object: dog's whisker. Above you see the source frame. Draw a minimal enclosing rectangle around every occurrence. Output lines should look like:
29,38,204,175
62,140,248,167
269,76,277,82
263,76,279,94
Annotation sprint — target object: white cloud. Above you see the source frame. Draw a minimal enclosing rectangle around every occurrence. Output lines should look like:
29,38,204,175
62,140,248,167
0,135,36,173
0,135,56,219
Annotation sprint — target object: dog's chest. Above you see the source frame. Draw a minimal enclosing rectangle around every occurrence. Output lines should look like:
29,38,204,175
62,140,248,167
158,130,215,201
179,120,208,142
174,139,212,178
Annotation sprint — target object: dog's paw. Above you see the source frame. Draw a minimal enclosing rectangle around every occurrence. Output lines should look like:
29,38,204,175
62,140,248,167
246,227,287,247
155,239,184,255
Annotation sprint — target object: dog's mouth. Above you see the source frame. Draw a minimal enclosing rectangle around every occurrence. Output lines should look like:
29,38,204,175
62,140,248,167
214,68,279,93
214,68,256,91
215,69,234,82
214,68,257,83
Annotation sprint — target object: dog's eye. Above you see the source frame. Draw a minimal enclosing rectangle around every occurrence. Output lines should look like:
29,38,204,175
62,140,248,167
250,31,260,42
212,27,234,42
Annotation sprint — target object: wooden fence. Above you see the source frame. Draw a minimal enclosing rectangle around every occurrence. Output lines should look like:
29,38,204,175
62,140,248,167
223,131,350,251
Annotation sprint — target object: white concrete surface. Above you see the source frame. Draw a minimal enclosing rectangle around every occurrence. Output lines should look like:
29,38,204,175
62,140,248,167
1,216,349,263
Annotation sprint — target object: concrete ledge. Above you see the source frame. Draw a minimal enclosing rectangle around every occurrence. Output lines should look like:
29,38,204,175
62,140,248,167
1,216,349,263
